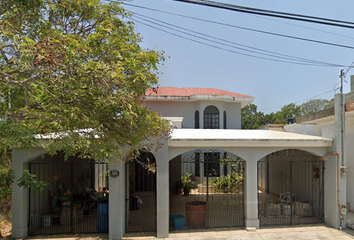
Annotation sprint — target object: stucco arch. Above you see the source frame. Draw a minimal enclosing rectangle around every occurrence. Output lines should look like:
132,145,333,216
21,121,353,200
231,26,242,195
13,147,48,164
168,146,328,164
168,147,244,162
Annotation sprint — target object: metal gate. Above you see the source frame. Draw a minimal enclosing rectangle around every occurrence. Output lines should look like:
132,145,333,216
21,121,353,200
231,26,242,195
125,152,157,232
169,150,244,231
28,153,108,235
258,150,324,226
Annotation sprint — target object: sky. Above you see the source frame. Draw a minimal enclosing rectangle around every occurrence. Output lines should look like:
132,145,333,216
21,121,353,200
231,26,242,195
122,0,354,113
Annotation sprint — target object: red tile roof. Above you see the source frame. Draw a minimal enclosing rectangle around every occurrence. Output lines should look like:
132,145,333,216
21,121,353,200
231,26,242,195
145,87,253,98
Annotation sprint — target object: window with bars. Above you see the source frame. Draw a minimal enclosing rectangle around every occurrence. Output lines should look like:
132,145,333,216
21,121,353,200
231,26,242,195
204,105,219,129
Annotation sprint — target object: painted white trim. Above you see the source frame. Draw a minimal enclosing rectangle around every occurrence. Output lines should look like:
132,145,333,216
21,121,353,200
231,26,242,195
168,139,332,148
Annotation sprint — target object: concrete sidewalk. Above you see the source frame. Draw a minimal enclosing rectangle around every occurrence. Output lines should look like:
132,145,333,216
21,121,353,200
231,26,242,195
25,225,354,240
122,225,354,240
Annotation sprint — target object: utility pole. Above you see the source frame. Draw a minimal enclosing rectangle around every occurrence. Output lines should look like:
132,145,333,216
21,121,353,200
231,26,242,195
339,69,345,166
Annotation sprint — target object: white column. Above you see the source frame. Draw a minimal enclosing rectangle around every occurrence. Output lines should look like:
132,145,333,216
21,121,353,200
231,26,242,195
244,159,259,228
108,158,126,240
12,148,47,239
154,143,169,238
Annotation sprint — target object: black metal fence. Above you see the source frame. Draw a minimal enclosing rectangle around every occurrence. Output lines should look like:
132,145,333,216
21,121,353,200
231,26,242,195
169,150,244,231
28,154,108,235
258,151,324,226
125,152,157,233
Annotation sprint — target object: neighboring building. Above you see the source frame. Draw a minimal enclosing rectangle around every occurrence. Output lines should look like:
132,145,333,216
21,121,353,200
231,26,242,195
259,124,286,132
12,87,342,240
288,75,354,219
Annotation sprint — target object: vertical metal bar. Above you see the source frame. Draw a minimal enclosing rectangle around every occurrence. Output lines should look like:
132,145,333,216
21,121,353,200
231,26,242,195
321,161,325,221
70,162,73,234
28,163,32,235
266,156,269,194
243,161,245,227
204,153,210,228
290,161,293,225
125,163,128,233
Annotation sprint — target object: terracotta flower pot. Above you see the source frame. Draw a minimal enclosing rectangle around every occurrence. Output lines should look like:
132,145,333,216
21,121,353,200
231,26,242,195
185,201,207,228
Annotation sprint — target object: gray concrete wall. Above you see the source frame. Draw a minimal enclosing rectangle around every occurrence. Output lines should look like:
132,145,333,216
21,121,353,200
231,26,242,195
345,118,354,211
322,124,341,229
285,124,321,136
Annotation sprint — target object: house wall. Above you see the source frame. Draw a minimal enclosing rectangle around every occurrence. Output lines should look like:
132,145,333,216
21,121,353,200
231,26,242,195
346,118,354,211
285,124,320,136
108,156,126,240
144,100,242,129
12,148,48,239
322,125,341,229
145,101,195,128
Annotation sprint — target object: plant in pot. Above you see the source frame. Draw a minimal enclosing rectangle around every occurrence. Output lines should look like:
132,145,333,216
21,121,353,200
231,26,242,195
181,172,196,196
213,156,244,193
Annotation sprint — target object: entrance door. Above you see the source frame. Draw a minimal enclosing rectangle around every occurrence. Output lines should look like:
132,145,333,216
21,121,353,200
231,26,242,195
125,152,157,233
258,157,324,226
28,154,108,236
169,150,244,231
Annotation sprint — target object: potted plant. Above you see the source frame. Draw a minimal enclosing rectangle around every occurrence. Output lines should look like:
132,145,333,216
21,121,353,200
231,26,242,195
181,173,196,196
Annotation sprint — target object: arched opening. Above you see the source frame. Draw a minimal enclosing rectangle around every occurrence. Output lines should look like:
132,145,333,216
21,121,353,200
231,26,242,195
204,106,219,129
125,152,157,233
169,149,245,231
28,153,108,235
257,149,324,226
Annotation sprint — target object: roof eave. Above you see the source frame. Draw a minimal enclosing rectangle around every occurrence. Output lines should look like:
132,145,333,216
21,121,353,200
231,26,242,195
168,139,332,148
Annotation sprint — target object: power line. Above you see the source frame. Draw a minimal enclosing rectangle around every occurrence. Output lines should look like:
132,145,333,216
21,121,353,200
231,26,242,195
130,17,330,66
254,15,354,41
258,89,337,112
130,12,346,67
121,2,354,51
130,16,350,67
171,0,354,29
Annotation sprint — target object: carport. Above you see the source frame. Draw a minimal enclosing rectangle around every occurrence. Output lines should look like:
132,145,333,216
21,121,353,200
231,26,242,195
12,129,337,240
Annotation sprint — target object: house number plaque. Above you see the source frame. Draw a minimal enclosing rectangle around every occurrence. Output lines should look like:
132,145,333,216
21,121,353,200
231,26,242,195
110,170,120,178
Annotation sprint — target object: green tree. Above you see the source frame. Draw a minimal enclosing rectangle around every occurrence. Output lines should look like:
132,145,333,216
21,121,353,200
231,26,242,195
299,99,331,115
241,104,265,129
0,0,171,161
263,112,275,125
272,103,301,124
0,148,13,200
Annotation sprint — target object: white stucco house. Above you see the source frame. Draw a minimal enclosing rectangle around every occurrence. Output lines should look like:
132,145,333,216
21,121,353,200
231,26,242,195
12,87,344,240
287,75,354,225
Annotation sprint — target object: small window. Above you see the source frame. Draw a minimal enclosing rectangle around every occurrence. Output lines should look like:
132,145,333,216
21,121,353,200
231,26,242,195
195,111,200,129
223,111,227,129
204,106,219,129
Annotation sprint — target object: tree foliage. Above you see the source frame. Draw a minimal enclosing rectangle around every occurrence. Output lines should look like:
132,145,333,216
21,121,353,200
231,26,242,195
0,0,171,160
0,148,13,201
241,104,265,129
299,99,331,115
272,103,301,124
242,99,330,129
